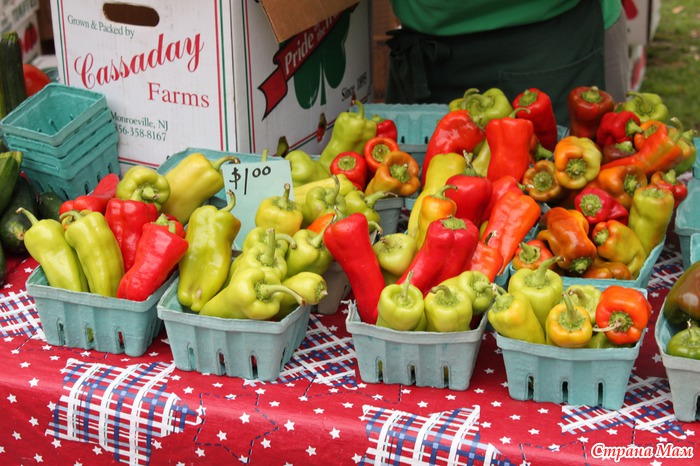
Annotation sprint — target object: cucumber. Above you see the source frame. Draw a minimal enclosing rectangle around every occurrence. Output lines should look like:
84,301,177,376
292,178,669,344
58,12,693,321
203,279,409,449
36,191,64,221
0,151,23,214
0,32,28,113
0,176,37,255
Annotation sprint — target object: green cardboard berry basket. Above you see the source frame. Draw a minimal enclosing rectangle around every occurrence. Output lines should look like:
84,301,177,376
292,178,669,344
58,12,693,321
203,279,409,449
494,285,648,410
26,265,174,357
157,277,311,381
654,310,700,422
346,303,489,391
675,177,700,269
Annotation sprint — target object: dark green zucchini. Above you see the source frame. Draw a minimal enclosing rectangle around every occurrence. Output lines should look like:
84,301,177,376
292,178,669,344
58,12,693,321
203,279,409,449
0,31,28,113
0,176,37,255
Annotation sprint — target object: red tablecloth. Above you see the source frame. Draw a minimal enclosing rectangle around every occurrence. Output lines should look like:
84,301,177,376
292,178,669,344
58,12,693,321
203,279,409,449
0,232,697,466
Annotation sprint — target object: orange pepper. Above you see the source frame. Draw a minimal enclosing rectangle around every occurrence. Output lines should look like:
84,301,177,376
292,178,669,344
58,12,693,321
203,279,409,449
585,164,648,209
537,207,597,275
414,185,457,249
364,150,421,197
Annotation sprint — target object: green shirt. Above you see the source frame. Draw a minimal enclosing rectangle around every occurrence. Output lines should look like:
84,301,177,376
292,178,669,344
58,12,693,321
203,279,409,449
389,0,621,36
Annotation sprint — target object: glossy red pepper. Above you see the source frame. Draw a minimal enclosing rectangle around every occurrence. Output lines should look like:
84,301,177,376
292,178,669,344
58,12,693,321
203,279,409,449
595,110,642,146
116,215,189,301
595,285,651,345
567,86,615,139
59,173,120,215
330,151,368,191
512,88,558,151
649,169,688,208
323,213,384,324
465,232,504,283
511,239,555,271
363,136,400,174
422,109,485,186
601,141,636,165
574,186,629,227
444,172,493,226
481,175,522,224
105,198,160,272
485,108,534,183
397,216,477,295
373,115,398,141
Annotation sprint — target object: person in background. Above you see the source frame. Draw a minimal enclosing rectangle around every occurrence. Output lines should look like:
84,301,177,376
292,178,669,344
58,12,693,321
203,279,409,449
385,0,629,126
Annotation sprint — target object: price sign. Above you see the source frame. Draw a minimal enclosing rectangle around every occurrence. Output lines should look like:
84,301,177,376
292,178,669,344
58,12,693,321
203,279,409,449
221,158,293,248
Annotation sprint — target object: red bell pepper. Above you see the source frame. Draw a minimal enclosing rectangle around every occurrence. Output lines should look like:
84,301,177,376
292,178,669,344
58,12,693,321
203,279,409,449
444,172,493,226
649,169,688,208
567,85,615,139
574,186,629,227
397,216,477,295
117,214,189,301
323,213,384,324
422,109,485,186
595,285,651,345
364,136,400,174
512,88,558,151
485,108,534,183
330,151,368,191
595,110,642,146
372,115,398,141
59,173,120,215
105,198,160,272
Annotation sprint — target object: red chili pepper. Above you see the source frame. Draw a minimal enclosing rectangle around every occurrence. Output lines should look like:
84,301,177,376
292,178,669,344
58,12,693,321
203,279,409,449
649,169,688,208
512,88,558,151
323,213,384,324
480,175,523,227
485,108,534,183
373,115,398,141
330,151,368,191
567,86,615,140
465,232,504,283
480,191,541,273
397,216,477,295
574,186,629,227
444,172,493,226
116,214,189,301
105,198,160,272
59,173,120,215
596,110,642,147
422,109,485,186
363,136,400,174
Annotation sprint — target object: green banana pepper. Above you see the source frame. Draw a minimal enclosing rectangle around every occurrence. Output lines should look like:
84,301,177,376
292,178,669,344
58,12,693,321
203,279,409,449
448,88,514,128
663,261,700,326
200,267,305,320
440,270,494,316
230,228,288,280
287,150,331,187
344,189,388,225
18,208,88,292
60,210,124,297
564,284,602,323
177,192,241,312
372,233,417,278
376,271,427,331
620,91,669,123
255,183,304,237
488,285,545,344
242,226,296,255
301,175,347,226
507,256,564,330
587,331,627,349
276,271,328,320
116,165,171,210
285,226,333,277
424,284,473,332
666,320,700,360
319,100,377,170
628,184,675,255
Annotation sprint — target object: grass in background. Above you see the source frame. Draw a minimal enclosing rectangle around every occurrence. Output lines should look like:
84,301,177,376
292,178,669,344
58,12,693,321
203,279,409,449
641,0,700,132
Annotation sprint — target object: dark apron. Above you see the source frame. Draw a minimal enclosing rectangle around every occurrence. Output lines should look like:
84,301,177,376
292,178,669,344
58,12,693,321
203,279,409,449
385,0,605,126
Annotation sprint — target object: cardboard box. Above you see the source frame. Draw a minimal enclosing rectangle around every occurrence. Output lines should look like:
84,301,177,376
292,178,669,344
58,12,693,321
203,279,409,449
626,0,661,46
50,0,372,171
